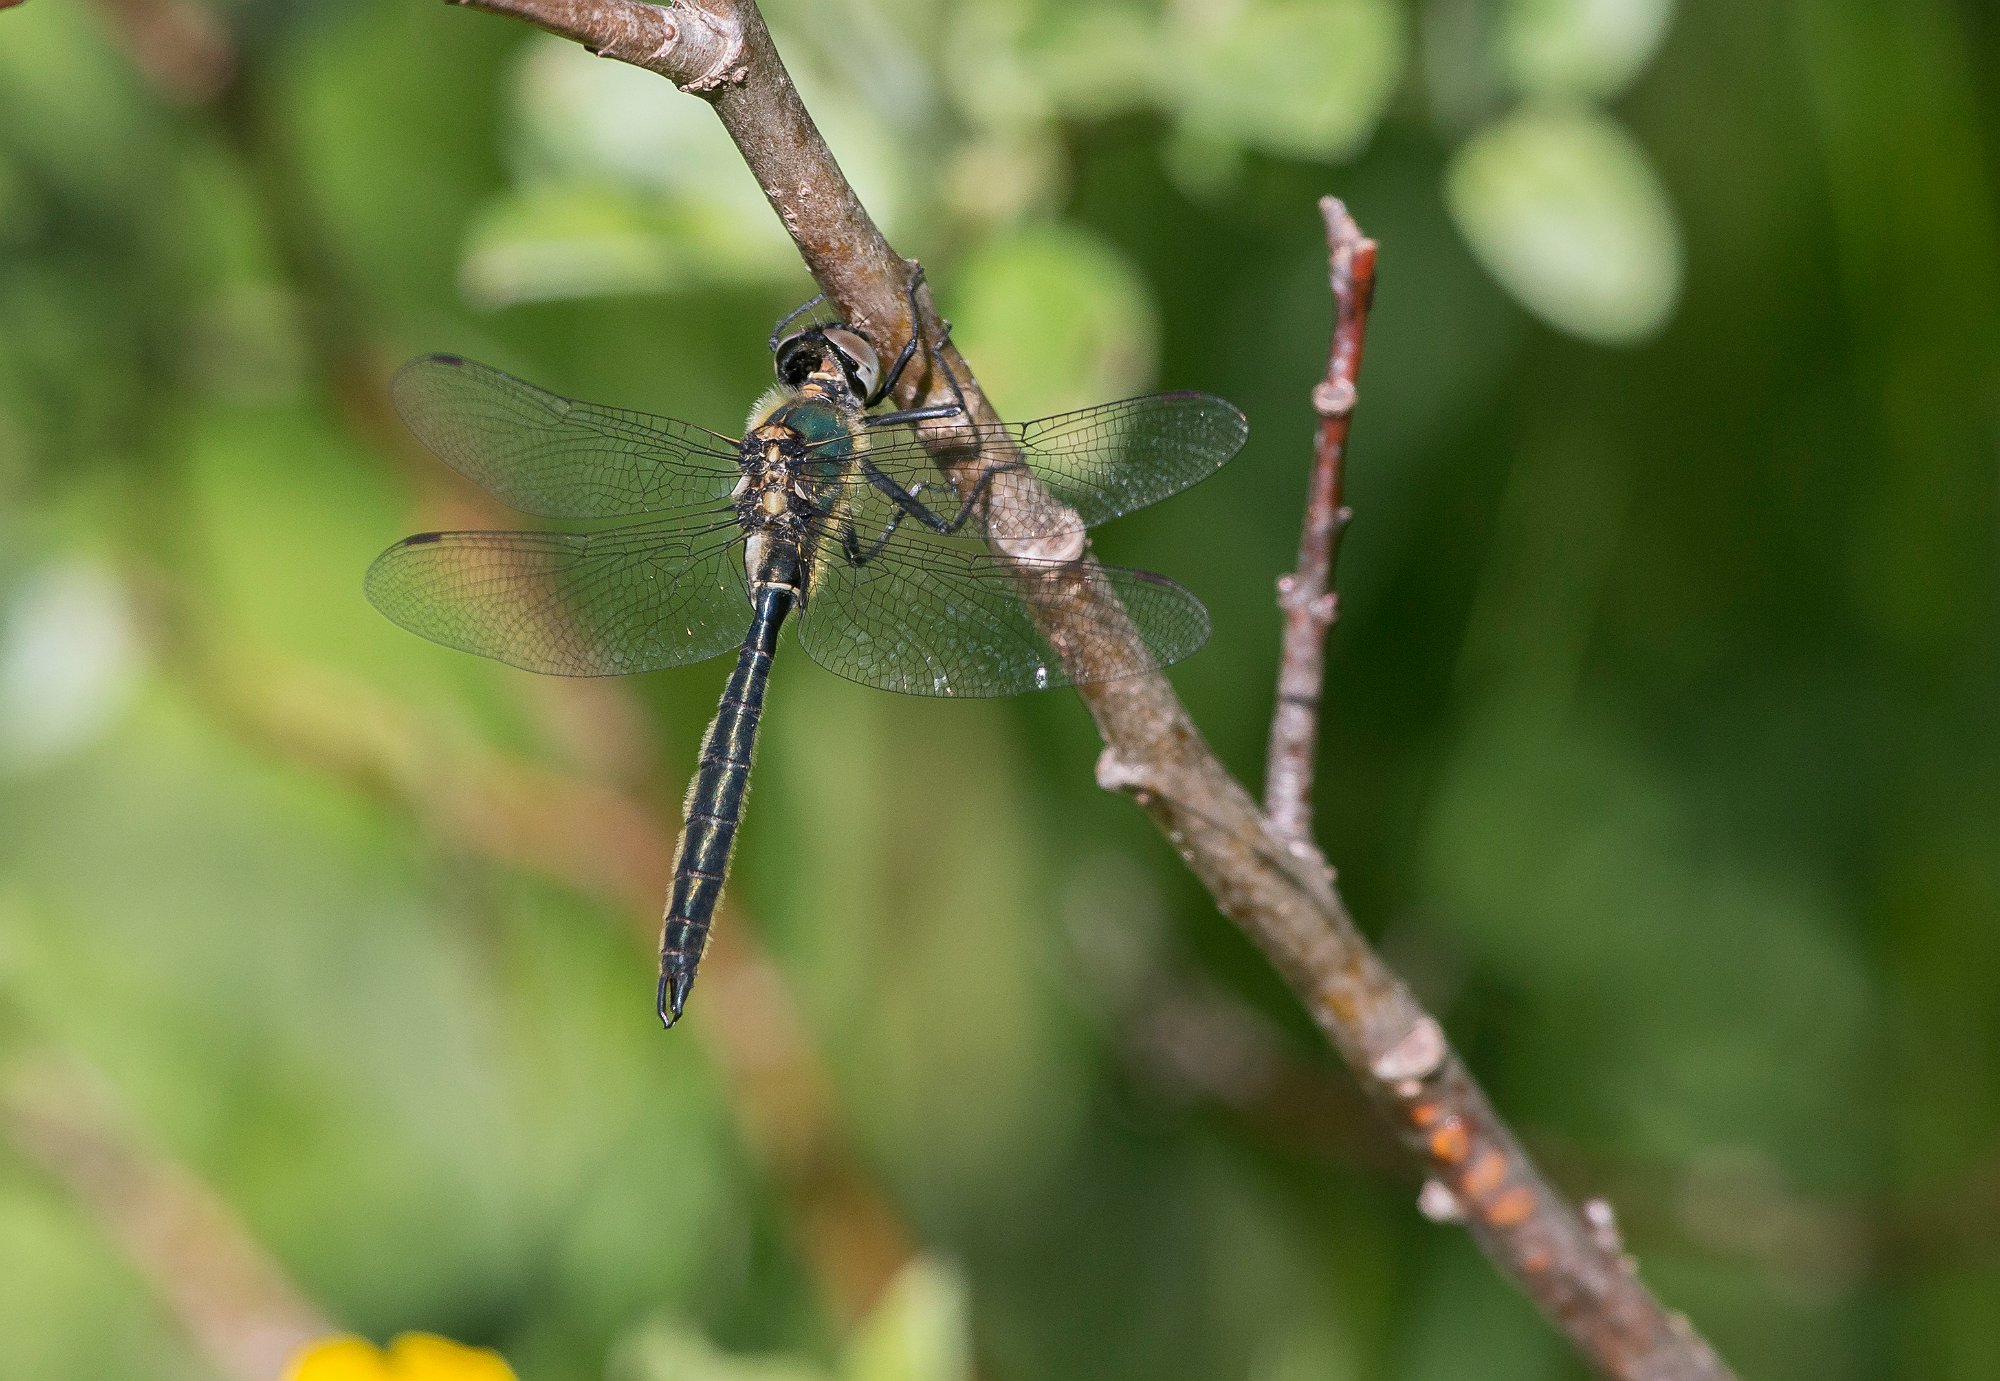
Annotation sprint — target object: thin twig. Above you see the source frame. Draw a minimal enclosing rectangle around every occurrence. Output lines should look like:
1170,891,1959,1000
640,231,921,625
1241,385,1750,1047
0,1050,332,1381
1265,198,1374,841
436,3,1736,1376
87,0,235,103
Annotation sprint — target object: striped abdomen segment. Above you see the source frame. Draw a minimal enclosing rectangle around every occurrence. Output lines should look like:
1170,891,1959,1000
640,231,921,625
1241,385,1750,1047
658,584,793,1027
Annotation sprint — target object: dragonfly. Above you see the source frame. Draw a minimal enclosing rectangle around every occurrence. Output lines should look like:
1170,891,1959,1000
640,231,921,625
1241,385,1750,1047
367,290,1248,1027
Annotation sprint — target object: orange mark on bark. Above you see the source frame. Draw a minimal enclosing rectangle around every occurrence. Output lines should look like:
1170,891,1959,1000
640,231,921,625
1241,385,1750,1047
1319,987,1359,1024
1461,1150,1507,1200
1427,1119,1470,1165
1482,1186,1535,1227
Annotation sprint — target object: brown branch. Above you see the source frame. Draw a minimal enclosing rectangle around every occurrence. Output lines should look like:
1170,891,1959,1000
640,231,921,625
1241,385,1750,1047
451,0,743,87
439,3,1735,1377
0,1049,332,1380
87,0,235,104
1113,964,1971,1289
1265,198,1373,840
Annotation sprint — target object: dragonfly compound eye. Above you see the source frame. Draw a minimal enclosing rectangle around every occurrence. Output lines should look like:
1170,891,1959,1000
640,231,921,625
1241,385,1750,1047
773,330,824,390
822,327,882,402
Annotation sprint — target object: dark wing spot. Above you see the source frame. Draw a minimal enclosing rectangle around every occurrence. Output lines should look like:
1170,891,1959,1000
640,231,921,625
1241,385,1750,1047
402,531,445,545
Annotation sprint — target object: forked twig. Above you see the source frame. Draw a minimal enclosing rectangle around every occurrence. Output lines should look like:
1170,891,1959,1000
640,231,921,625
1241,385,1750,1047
1265,197,1374,841
431,4,1736,1376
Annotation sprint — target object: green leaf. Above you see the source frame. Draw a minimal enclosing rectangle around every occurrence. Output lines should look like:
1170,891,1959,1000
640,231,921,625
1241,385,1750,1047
1445,105,1682,344
1170,0,1405,161
1502,0,1676,101
944,223,1158,419
839,1260,972,1381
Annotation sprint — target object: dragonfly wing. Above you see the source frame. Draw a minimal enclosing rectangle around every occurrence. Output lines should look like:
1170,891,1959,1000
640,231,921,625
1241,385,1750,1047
366,520,748,676
795,527,1210,698
844,392,1247,538
394,354,743,518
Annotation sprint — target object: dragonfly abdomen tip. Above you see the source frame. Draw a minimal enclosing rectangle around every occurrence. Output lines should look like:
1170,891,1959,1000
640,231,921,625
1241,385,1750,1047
658,967,694,1029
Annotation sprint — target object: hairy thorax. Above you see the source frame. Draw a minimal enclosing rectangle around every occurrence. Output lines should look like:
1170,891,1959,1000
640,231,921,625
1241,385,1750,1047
735,387,863,592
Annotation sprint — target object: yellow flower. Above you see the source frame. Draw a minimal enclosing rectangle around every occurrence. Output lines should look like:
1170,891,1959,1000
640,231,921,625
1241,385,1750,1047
283,1332,518,1381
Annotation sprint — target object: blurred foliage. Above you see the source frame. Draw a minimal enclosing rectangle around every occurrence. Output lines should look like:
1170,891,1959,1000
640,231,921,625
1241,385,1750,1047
1,0,1998,1379
1445,105,1681,344
609,1259,970,1381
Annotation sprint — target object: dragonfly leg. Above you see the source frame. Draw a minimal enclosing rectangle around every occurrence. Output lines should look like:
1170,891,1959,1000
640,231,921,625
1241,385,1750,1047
838,465,1020,567
874,259,937,401
904,268,972,424
841,492,922,566
929,313,971,422
768,292,827,353
865,402,963,427
872,262,972,426
854,456,1027,541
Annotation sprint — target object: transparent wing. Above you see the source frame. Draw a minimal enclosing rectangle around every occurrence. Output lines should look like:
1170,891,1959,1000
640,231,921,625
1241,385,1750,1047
795,527,1210,698
827,393,1247,540
394,354,743,519
365,519,749,676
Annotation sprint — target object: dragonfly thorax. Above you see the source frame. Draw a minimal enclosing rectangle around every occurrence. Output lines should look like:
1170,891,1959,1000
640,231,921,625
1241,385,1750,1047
735,395,863,593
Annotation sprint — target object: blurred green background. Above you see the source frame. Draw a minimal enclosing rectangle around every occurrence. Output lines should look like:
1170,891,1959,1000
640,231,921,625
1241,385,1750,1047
2,0,1996,1377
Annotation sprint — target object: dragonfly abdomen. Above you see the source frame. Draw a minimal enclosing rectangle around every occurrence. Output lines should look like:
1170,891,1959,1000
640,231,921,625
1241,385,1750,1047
658,583,794,1026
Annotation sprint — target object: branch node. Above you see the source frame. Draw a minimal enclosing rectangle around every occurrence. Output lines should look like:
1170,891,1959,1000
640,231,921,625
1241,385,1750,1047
1418,1179,1465,1223
645,12,679,54
1583,1196,1629,1259
1370,1015,1446,1083
1284,836,1331,875
1312,377,1357,418
1094,748,1156,801
663,2,746,92
1274,578,1340,630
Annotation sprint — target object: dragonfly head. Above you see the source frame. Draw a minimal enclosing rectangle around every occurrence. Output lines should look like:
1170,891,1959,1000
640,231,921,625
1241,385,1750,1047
774,324,883,405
